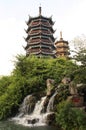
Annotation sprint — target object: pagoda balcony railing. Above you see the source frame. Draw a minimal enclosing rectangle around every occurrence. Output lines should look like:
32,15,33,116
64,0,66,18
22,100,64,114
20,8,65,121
56,45,69,48
28,38,51,43
28,42,53,46
28,39,53,45
30,35,49,39
29,31,52,36
29,21,52,28
29,29,50,34
28,36,54,42
29,27,53,33
29,23,52,30
30,51,53,55
30,17,54,24
29,45,51,49
30,29,51,34
28,48,52,53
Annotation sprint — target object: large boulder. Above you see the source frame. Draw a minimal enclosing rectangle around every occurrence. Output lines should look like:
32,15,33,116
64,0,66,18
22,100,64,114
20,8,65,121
45,112,55,125
19,95,37,114
41,96,50,113
46,79,55,96
69,81,78,95
67,95,84,107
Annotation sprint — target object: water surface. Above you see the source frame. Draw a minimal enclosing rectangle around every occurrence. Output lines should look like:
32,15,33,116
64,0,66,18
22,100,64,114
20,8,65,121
0,121,58,130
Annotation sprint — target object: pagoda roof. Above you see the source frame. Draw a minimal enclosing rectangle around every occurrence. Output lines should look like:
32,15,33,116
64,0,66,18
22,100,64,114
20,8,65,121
25,34,55,42
25,43,55,49
29,49,54,55
26,37,51,43
55,40,68,45
29,21,52,28
29,29,52,35
26,33,54,40
27,15,54,25
26,24,54,33
55,32,69,45
25,39,55,50
56,45,69,48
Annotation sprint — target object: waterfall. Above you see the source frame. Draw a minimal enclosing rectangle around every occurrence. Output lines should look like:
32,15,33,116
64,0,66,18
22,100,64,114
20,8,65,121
33,97,46,115
19,95,32,115
12,96,48,126
12,91,57,127
47,90,58,112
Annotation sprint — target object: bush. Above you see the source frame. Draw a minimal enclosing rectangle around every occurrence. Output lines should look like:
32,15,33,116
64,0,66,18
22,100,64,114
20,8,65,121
56,101,86,130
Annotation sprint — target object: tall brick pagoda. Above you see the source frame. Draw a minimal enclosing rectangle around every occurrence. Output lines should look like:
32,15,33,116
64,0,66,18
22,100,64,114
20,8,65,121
25,7,55,57
55,32,70,58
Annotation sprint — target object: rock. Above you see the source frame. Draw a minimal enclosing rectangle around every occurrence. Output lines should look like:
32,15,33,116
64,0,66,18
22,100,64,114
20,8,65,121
27,119,32,124
46,79,55,96
67,96,73,102
67,95,84,107
69,81,77,95
62,77,71,84
41,97,49,113
19,95,37,114
45,112,55,125
31,118,39,124
72,95,84,107
27,118,39,124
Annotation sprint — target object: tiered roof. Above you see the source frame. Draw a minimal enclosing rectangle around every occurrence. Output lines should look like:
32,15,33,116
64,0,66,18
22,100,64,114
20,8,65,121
25,7,55,57
55,32,70,58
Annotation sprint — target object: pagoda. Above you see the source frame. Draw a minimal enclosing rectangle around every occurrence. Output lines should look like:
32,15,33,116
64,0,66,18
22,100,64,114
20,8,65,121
55,32,70,58
25,7,55,57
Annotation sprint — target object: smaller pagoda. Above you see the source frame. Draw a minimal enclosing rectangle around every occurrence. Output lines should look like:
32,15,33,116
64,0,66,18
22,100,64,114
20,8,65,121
55,32,70,58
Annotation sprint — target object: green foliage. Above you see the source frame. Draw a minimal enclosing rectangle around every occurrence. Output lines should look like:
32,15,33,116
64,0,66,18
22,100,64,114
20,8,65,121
0,76,12,96
56,101,86,130
56,84,70,103
73,49,86,84
0,55,77,120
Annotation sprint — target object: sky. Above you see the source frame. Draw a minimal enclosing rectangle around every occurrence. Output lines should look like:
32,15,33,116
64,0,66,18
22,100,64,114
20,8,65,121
0,0,86,75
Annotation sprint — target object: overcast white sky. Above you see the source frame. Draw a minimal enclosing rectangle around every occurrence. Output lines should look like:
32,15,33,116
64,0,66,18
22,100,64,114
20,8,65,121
0,0,86,75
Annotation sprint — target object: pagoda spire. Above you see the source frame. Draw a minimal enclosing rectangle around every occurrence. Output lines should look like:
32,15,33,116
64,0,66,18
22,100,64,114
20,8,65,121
39,6,42,16
60,31,63,40
55,31,70,58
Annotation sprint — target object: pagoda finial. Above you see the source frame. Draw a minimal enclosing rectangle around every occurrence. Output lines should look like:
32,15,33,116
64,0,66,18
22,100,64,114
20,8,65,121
60,31,63,40
39,5,42,16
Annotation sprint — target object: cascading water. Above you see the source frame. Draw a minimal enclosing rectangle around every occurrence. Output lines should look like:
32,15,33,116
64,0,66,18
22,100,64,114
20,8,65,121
19,95,32,115
47,90,58,112
12,91,57,127
12,96,48,126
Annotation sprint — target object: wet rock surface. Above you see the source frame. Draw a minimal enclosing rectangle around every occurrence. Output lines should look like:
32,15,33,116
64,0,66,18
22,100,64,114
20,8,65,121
45,112,55,125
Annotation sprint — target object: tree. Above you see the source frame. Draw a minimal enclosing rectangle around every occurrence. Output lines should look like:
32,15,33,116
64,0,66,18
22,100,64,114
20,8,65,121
70,35,86,84
72,34,86,52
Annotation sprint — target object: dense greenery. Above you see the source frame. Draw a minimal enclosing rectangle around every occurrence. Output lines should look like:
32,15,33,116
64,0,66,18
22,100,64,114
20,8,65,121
0,48,86,122
0,55,78,120
55,48,86,130
56,101,86,130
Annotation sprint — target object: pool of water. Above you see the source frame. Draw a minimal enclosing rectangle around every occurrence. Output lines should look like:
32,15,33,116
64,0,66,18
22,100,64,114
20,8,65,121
0,121,58,130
